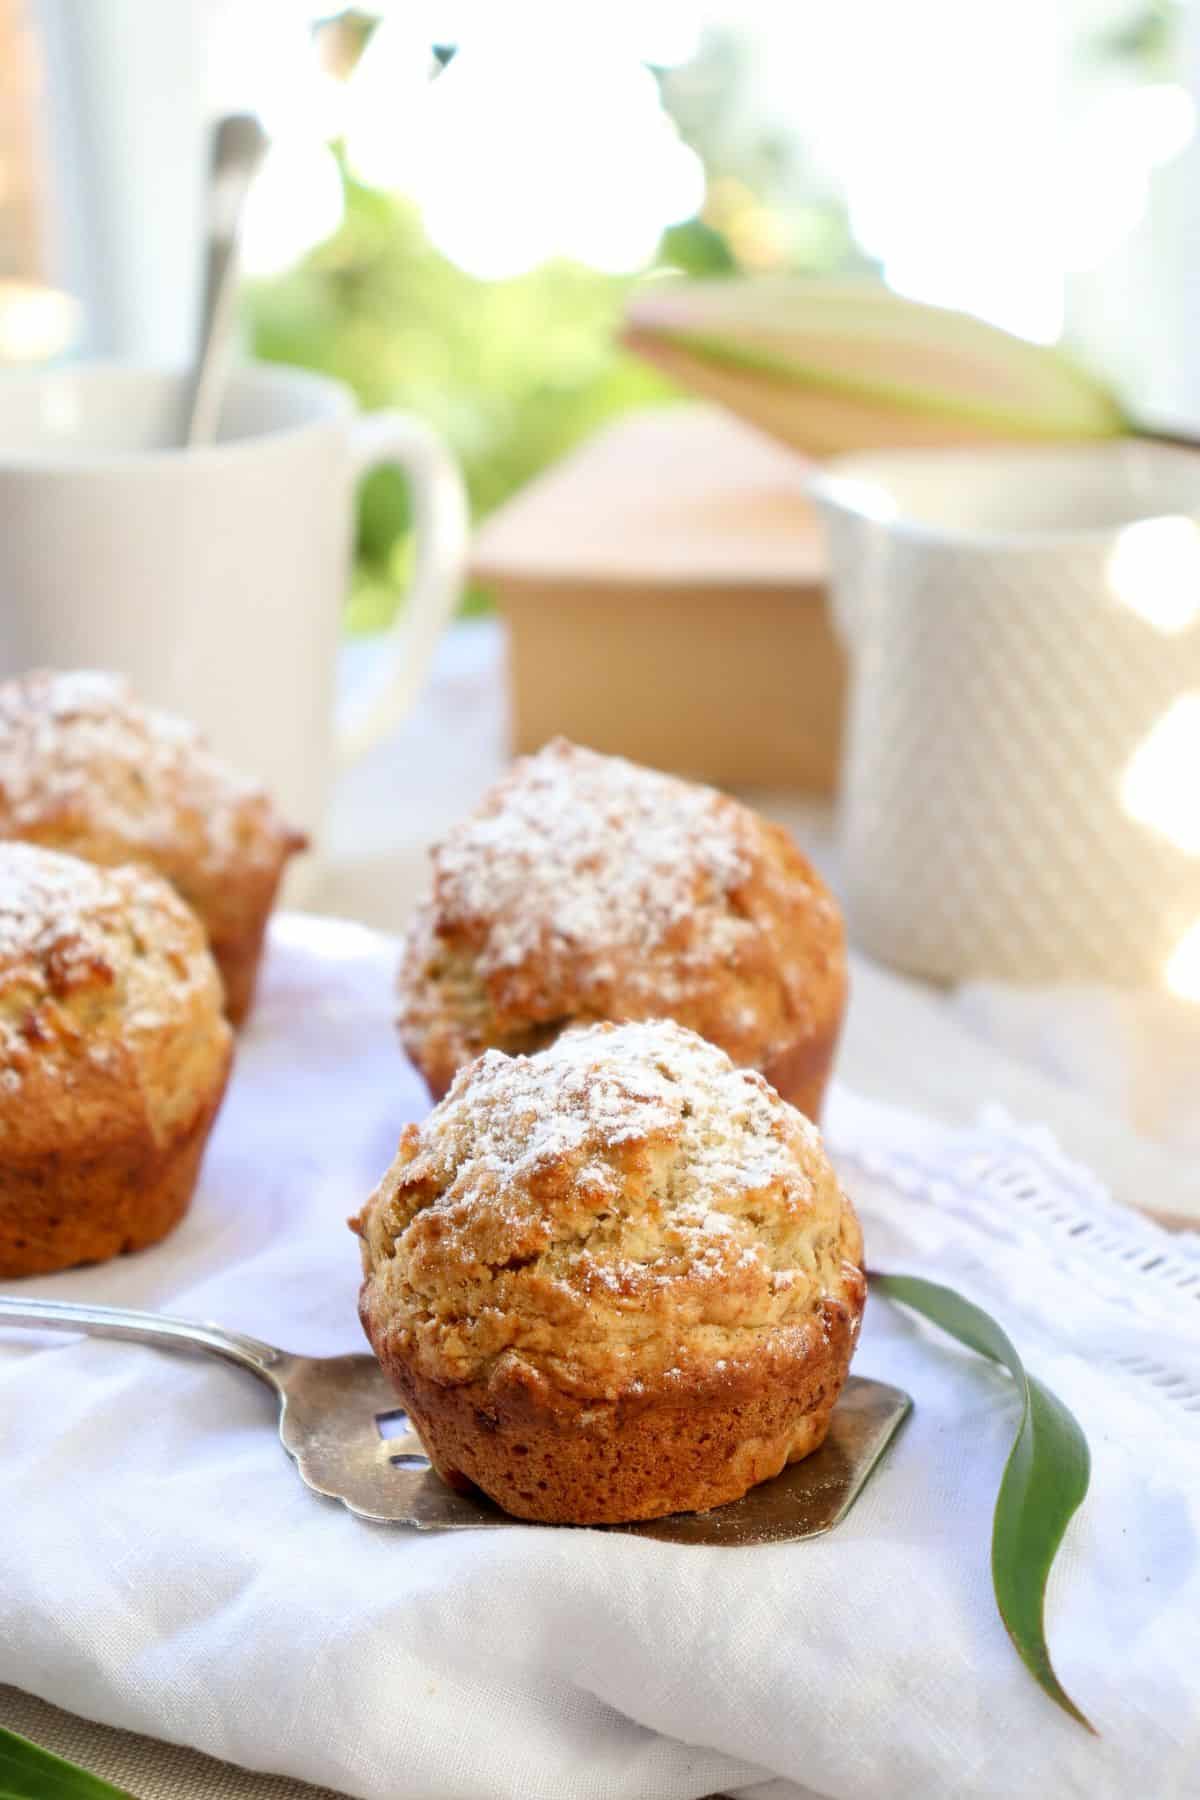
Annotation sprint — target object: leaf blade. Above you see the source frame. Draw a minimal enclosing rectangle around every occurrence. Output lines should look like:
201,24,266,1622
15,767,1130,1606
871,1272,1095,1733
0,1726,134,1800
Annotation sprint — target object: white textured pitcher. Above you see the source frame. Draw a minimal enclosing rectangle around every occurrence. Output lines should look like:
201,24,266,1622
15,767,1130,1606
809,443,1200,991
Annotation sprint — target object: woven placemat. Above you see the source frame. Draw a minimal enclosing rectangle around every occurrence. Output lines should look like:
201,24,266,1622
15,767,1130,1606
0,1686,348,1800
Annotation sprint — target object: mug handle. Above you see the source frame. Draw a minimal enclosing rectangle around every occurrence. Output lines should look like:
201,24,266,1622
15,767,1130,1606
335,410,471,766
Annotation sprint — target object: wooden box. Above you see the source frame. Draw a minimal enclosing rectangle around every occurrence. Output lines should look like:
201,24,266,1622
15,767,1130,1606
470,404,844,791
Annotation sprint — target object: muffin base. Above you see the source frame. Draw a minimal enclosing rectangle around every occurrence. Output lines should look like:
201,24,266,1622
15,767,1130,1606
0,1055,231,1278
199,836,305,1027
760,1011,842,1122
208,848,303,1027
364,1301,862,1525
212,926,271,1029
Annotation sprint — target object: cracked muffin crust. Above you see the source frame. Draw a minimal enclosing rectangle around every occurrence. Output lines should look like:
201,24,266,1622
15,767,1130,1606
0,669,306,1023
396,739,846,1118
353,1018,866,1524
0,842,233,1276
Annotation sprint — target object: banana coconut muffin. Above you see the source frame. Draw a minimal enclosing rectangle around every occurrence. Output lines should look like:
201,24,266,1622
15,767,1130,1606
353,1018,866,1524
0,842,232,1277
397,739,846,1119
0,670,306,1024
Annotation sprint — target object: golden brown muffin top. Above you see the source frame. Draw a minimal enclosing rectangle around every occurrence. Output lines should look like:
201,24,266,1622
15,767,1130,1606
397,739,846,1085
355,1019,864,1405
0,841,231,1157
0,670,303,929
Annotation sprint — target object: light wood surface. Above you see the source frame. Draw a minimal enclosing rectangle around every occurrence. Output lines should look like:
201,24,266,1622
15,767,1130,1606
472,403,825,586
473,404,843,790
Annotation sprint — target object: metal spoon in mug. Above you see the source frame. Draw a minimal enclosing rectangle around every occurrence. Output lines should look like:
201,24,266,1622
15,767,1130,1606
0,1294,910,1544
181,113,269,449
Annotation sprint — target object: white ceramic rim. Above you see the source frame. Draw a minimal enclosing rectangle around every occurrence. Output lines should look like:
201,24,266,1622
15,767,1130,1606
0,359,355,471
805,440,1200,550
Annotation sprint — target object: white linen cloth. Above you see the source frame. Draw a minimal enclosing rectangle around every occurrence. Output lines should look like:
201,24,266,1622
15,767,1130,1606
2,915,1199,1800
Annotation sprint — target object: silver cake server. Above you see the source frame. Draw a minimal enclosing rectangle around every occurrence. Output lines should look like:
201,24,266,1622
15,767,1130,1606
0,1295,909,1545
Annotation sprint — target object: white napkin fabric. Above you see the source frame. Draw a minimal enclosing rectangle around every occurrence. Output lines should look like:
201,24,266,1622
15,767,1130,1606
2,916,1199,1800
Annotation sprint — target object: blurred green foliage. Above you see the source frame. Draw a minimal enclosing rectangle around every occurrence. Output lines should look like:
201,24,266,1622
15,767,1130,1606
244,24,854,632
246,170,679,627
1090,0,1180,75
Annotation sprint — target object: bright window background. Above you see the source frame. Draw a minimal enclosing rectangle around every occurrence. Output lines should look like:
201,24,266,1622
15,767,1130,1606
199,0,1195,625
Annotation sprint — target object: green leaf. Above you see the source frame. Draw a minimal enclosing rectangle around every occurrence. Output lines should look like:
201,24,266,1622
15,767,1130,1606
871,1272,1095,1734
0,1725,134,1799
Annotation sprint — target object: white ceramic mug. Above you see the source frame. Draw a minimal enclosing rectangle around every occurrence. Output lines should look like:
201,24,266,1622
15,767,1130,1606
0,360,469,849
809,443,1200,991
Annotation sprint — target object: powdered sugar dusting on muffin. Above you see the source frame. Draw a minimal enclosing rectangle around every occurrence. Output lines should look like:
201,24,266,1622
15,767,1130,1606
431,740,750,987
412,1019,816,1239
0,843,218,1083
398,740,847,1109
0,840,134,969
0,670,282,877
